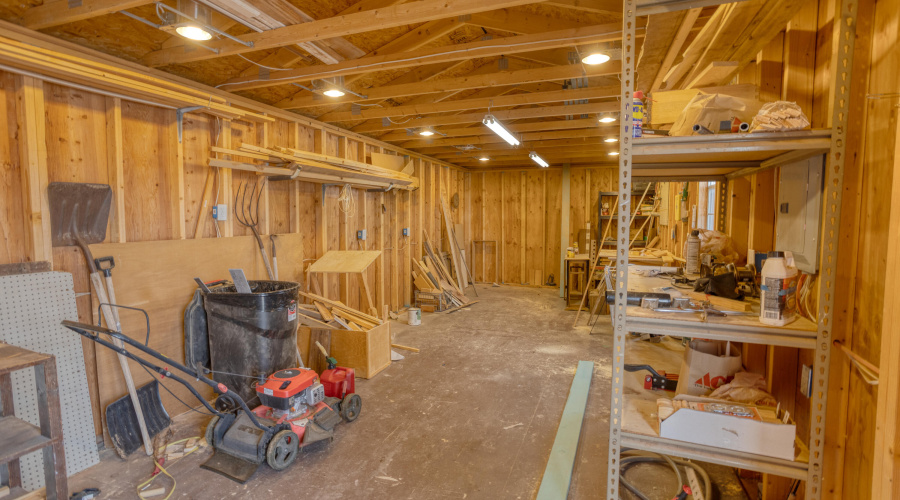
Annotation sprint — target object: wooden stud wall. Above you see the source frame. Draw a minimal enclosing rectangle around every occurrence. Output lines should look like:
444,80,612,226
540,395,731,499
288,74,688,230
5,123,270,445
0,69,468,440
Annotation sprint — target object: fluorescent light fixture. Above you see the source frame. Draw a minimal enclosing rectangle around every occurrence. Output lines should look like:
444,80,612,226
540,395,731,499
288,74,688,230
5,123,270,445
529,152,549,168
483,114,520,146
608,151,620,156
419,129,435,136
323,88,345,98
581,53,611,65
599,113,617,124
175,25,212,41
604,137,619,143
478,156,490,161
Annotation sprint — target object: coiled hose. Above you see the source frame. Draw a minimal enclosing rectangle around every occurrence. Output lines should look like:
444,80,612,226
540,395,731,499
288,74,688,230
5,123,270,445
619,450,711,500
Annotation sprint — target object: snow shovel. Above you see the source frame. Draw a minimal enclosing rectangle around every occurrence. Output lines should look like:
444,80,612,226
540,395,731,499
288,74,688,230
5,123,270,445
48,182,154,456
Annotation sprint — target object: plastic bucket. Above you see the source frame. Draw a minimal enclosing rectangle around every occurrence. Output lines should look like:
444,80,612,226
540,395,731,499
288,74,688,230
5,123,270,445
203,280,300,403
408,308,422,326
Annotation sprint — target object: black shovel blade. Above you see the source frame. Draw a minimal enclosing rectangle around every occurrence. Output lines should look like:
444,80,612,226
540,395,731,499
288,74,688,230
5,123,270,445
48,182,112,248
105,381,171,457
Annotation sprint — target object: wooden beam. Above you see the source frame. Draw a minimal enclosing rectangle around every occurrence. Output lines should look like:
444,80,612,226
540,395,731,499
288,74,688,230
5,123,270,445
661,3,729,90
684,61,740,88
319,86,618,123
649,8,701,91
105,97,127,244
379,117,610,142
398,126,617,149
221,23,626,91
353,102,618,133
544,0,621,14
276,64,619,109
468,9,589,34
21,0,151,30
15,75,52,263
142,0,551,67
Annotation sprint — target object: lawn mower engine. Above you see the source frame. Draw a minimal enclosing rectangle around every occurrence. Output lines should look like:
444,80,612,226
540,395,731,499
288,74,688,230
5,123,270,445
257,369,325,420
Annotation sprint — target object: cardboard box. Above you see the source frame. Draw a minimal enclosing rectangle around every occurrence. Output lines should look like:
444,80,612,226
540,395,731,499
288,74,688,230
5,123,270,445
298,322,391,379
657,396,796,461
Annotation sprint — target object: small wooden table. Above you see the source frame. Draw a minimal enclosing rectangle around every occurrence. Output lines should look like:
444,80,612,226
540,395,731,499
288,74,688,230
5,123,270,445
564,254,591,309
0,343,67,500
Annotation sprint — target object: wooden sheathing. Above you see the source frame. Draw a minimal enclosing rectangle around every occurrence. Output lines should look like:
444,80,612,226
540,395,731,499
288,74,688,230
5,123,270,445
0,68,470,443
467,167,614,285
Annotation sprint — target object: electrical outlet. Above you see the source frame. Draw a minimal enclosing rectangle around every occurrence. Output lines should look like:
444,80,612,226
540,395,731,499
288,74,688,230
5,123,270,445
213,204,228,221
402,228,409,236
357,229,367,240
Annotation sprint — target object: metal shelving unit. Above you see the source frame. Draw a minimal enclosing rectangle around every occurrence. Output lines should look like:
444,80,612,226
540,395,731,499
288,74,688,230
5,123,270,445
605,0,858,497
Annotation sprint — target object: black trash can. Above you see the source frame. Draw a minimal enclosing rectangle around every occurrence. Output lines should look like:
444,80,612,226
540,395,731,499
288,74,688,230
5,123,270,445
203,280,300,404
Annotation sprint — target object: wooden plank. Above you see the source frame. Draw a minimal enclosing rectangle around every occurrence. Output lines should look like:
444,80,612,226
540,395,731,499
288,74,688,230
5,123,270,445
684,61,740,89
15,75,52,264
276,64,619,109
142,0,558,66
535,361,594,500
21,0,151,30
648,84,759,125
650,8,702,91
438,194,465,291
307,250,381,274
682,290,753,312
105,97,126,244
220,23,627,90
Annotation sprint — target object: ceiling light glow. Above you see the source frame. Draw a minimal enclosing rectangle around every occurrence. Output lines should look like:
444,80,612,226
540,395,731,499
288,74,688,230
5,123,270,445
176,25,212,41
419,129,435,136
581,53,611,65
604,137,619,143
609,151,620,156
599,114,617,124
529,152,549,168
478,156,490,161
323,88,345,98
483,115,520,146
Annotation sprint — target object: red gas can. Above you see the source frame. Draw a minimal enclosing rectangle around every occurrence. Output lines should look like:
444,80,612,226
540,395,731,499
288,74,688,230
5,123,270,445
320,366,355,398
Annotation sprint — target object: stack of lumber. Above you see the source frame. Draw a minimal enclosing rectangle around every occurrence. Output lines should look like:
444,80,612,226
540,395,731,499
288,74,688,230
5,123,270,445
293,291,383,331
411,239,470,309
639,248,686,265
207,142,418,190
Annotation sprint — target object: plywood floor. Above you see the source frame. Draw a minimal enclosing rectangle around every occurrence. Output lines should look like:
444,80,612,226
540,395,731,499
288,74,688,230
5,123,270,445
65,286,746,499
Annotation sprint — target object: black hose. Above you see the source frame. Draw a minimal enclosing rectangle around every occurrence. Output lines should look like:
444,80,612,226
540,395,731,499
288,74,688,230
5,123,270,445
619,451,712,500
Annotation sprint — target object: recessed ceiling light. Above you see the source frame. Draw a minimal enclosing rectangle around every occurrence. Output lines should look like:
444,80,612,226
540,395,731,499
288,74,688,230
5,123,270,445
581,53,611,65
419,129,435,136
608,151,620,156
323,88,345,98
176,25,212,41
604,137,619,143
478,156,490,161
599,114,617,124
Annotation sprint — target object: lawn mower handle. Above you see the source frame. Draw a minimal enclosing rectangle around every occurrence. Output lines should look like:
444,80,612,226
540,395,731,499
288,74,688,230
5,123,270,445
61,320,267,431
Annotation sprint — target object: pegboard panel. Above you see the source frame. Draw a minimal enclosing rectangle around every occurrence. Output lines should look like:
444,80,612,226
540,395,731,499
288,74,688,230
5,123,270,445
0,272,100,490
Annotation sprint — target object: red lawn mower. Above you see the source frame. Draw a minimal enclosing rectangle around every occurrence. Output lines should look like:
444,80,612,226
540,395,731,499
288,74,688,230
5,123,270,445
62,321,361,483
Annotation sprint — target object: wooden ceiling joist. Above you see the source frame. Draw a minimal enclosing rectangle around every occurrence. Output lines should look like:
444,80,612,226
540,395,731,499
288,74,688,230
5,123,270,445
377,118,612,142
21,0,150,30
142,0,547,67
317,86,619,122
424,137,611,156
219,22,626,91
397,126,614,148
277,63,618,109
352,102,618,133
649,7,701,91
467,9,591,34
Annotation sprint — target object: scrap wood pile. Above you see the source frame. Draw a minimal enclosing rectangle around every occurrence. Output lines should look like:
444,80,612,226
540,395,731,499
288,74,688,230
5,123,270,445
208,142,418,191
411,239,470,309
293,290,383,331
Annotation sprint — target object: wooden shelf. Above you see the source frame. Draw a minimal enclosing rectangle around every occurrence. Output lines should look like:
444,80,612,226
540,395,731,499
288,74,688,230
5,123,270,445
0,416,51,464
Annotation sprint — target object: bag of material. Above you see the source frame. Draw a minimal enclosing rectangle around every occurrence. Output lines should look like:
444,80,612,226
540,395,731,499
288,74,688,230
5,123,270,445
708,371,777,406
670,93,758,137
676,340,743,396
697,228,740,264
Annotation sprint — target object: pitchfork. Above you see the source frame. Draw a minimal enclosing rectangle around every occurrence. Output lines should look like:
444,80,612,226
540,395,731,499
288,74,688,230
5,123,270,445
235,178,275,280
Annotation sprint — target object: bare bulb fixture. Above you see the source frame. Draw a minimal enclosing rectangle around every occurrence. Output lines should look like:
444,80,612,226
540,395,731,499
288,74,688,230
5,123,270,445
478,156,490,161
599,114,617,124
176,25,212,41
323,89,345,98
608,151,620,156
604,137,619,143
419,129,435,136
581,53,611,65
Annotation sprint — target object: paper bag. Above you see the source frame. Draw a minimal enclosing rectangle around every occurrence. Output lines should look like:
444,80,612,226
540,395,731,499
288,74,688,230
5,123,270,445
676,340,743,396
669,93,759,137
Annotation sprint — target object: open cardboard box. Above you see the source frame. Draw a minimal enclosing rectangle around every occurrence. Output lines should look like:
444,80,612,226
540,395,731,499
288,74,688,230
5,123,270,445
657,395,797,461
297,323,391,379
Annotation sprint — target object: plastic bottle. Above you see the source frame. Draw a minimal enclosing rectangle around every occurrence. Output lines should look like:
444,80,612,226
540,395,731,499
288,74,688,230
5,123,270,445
759,251,799,326
684,230,701,274
632,91,644,138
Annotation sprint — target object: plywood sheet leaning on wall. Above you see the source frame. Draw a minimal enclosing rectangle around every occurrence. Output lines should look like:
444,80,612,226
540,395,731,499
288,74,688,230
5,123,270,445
87,234,305,441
